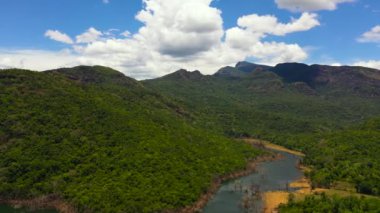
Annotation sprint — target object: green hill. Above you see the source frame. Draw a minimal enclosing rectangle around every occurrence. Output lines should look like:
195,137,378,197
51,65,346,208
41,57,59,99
144,62,380,141
2,62,380,212
144,62,380,197
0,66,260,212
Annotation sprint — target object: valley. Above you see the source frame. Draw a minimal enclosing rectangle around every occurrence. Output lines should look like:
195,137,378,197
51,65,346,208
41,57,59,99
1,62,380,212
2,0,380,212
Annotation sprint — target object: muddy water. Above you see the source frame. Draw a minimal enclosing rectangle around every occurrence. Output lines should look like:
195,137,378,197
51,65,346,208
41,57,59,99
203,151,302,213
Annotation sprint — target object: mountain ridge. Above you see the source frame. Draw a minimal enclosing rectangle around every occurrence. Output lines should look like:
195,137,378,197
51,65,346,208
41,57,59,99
0,67,259,212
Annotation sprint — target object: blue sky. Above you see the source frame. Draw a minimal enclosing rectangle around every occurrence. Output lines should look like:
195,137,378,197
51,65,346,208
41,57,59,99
1,0,380,79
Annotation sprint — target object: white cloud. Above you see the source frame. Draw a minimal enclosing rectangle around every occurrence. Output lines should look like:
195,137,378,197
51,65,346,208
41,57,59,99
45,30,74,44
275,0,353,12
4,0,320,79
222,12,318,65
121,31,131,37
135,0,224,57
237,12,319,36
76,27,103,43
102,0,109,4
358,25,380,43
0,49,79,70
353,60,380,69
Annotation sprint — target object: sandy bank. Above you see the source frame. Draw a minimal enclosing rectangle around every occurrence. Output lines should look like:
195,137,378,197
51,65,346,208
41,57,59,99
242,138,305,157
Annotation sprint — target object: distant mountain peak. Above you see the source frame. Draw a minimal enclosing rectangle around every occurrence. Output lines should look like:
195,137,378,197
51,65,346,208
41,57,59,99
271,63,320,86
214,66,244,78
46,65,141,87
161,69,204,80
235,61,272,73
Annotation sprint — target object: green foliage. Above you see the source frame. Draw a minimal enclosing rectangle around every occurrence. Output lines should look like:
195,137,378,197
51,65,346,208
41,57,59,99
300,120,380,196
279,193,380,213
2,63,380,211
144,68,380,141
144,66,380,198
0,67,261,212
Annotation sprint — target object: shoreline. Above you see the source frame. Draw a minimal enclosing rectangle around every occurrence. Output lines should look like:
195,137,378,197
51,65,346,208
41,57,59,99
241,138,307,213
175,139,285,213
175,152,282,213
242,138,305,157
0,195,76,213
0,138,284,213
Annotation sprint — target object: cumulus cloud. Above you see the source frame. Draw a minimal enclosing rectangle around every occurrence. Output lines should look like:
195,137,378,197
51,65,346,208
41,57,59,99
358,25,380,43
45,30,74,44
3,0,320,79
237,12,319,36
0,49,79,70
76,27,103,43
275,0,353,12
223,12,318,64
134,0,224,57
353,60,380,69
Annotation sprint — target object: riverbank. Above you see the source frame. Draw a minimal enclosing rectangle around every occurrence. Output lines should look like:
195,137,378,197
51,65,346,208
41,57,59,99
0,195,75,213
241,139,307,213
242,138,304,157
177,151,282,213
201,138,305,213
177,139,283,213
0,139,287,213
261,154,377,212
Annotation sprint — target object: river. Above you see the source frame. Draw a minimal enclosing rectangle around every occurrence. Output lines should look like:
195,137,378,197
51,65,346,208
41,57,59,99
0,149,302,213
203,150,303,213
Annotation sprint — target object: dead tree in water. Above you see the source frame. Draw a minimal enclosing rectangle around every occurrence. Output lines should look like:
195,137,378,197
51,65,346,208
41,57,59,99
233,180,243,192
240,182,262,213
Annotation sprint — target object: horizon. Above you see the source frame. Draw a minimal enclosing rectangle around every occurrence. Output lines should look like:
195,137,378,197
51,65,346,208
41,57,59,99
1,0,380,79
2,60,378,81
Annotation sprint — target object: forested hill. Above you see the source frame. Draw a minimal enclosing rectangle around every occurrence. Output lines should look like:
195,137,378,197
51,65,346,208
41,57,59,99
1,62,380,212
0,66,260,212
144,62,380,140
144,62,380,198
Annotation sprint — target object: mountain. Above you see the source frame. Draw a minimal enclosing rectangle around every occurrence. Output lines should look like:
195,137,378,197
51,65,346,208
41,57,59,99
2,62,380,212
144,62,380,198
271,63,380,97
0,66,260,212
215,61,380,97
235,61,272,73
144,62,380,139
157,69,205,81
214,62,272,78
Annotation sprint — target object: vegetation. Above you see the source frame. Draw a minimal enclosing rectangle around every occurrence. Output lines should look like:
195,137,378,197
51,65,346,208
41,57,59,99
144,62,380,198
2,61,380,212
279,193,380,213
144,63,380,141
301,118,380,196
0,66,261,212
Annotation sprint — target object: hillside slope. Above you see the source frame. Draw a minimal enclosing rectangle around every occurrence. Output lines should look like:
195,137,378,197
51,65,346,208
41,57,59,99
144,62,380,140
0,66,260,212
144,62,380,197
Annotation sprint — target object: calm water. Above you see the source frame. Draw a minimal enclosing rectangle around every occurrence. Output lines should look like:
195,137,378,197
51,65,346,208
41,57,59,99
0,205,57,213
0,151,301,213
203,151,302,213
